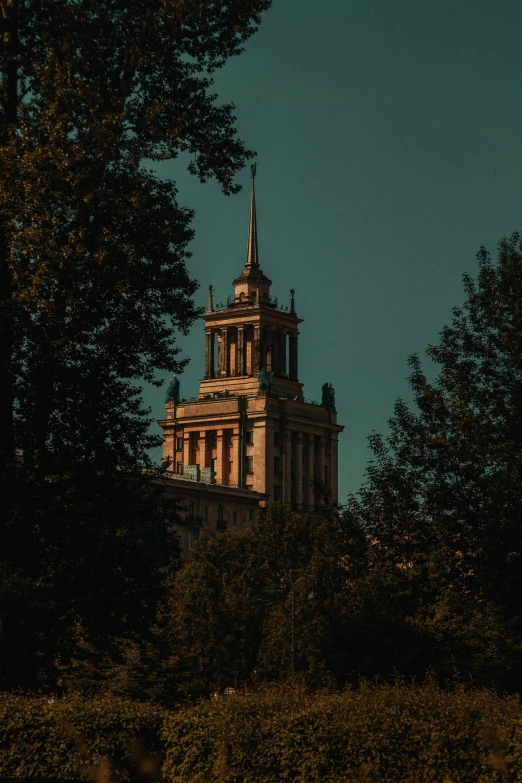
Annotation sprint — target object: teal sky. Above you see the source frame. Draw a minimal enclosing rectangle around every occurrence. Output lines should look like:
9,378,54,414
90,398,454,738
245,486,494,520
146,0,522,503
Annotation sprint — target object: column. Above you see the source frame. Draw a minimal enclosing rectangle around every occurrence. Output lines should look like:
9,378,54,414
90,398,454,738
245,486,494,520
296,431,304,510
237,326,245,376
182,433,190,474
289,330,299,381
221,328,229,377
280,331,288,376
205,331,214,379
330,431,338,504
216,429,224,484
264,328,274,372
253,423,267,496
245,327,253,375
229,329,237,377
203,429,212,469
317,434,326,489
273,329,280,376
217,332,223,376
264,420,275,501
232,428,240,487
307,434,315,510
253,325,262,374
283,428,292,505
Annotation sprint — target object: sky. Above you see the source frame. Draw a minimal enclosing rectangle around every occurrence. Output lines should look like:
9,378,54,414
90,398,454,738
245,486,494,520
145,0,522,504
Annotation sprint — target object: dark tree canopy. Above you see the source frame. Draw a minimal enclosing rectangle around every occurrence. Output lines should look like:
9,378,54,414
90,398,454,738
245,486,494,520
1,0,271,474
343,234,522,689
0,0,271,691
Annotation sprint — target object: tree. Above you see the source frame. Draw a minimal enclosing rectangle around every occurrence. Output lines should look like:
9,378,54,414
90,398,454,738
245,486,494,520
344,233,522,689
160,504,348,701
0,0,271,691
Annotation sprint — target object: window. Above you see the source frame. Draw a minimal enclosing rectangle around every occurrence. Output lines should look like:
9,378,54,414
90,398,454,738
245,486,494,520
217,507,226,531
273,485,281,501
187,531,195,551
233,511,238,526
246,430,254,445
176,437,183,451
246,456,254,474
205,506,209,522
274,432,281,446
210,431,218,448
176,461,183,474
274,456,281,475
245,509,253,526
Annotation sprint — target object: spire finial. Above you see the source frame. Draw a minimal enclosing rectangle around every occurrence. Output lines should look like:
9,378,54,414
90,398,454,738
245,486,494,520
207,284,214,313
290,288,295,313
246,161,259,268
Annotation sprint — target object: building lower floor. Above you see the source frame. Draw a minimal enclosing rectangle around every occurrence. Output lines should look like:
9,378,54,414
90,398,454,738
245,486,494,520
162,472,266,558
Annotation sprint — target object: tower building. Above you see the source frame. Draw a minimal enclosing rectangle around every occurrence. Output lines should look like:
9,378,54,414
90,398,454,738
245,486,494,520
158,165,343,550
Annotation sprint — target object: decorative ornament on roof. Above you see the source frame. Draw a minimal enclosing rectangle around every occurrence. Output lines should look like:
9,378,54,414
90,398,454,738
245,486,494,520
166,376,180,404
258,367,274,391
321,383,335,409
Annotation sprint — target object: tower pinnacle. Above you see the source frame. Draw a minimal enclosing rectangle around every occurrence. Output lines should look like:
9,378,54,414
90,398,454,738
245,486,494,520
246,161,259,268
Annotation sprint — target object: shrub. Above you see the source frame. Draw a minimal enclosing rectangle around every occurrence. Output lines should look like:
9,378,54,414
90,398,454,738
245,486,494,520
0,693,165,782
3,683,522,782
162,682,522,783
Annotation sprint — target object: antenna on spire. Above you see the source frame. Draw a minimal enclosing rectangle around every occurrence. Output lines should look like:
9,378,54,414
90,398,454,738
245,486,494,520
246,160,259,268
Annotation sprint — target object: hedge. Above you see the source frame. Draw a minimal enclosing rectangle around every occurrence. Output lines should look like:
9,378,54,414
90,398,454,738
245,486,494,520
162,682,522,783
0,693,165,782
3,683,522,782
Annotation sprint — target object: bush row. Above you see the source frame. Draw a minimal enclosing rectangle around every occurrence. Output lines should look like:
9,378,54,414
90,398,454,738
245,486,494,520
3,683,522,782
0,693,165,782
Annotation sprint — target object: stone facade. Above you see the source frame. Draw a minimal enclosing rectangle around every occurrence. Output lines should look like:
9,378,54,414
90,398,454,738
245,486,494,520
158,165,343,556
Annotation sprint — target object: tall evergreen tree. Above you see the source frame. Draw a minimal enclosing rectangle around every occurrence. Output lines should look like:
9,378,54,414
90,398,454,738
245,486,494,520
0,0,271,690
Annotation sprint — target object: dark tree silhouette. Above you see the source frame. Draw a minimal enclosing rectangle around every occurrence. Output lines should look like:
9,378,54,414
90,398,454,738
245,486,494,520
344,234,522,689
0,0,271,691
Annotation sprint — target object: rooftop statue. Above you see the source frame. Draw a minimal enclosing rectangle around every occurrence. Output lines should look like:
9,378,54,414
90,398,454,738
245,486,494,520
166,376,180,404
258,366,274,391
322,382,335,409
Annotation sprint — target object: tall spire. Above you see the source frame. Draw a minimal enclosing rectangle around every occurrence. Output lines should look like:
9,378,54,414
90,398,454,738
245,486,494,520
207,284,214,313
246,161,259,268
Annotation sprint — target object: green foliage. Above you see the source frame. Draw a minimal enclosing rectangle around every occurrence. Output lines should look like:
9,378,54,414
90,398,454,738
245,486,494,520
343,234,522,690
163,682,522,783
161,236,522,697
164,504,348,699
0,0,271,692
5,684,522,783
0,693,165,782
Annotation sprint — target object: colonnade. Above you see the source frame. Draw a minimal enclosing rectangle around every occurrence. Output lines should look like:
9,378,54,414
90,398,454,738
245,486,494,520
174,423,338,507
181,427,240,487
205,325,299,380
277,430,336,511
